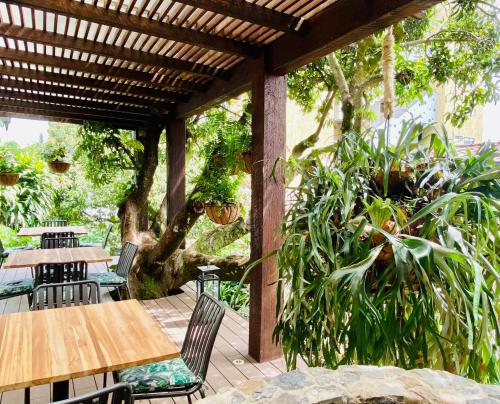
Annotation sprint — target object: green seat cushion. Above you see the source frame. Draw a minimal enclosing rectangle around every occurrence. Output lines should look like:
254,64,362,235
117,357,201,393
88,272,126,286
0,278,33,298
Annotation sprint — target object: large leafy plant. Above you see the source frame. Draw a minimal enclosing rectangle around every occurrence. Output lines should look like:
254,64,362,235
0,148,53,228
275,122,499,383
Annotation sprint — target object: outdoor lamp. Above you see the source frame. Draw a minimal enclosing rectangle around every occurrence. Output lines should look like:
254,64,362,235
196,265,220,300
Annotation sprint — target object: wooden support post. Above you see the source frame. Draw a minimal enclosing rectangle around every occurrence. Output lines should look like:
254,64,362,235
249,61,286,362
167,120,186,226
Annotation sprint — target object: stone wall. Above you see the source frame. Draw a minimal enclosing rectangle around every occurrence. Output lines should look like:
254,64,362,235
197,365,499,404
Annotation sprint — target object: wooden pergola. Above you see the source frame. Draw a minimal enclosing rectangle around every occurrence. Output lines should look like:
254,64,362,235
0,0,439,362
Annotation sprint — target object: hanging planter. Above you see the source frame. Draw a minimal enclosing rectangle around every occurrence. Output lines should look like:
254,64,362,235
0,172,20,186
47,160,71,174
241,151,252,175
205,204,240,225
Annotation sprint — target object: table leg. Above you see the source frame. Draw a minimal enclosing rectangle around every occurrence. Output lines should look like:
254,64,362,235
24,388,30,404
53,380,70,401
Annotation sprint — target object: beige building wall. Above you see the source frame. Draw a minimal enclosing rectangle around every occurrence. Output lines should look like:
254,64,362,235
434,84,484,145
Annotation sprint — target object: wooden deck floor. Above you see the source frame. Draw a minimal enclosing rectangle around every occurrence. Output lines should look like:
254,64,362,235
0,263,289,403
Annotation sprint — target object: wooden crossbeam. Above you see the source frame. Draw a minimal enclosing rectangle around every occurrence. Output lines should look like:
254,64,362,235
8,0,259,57
176,0,441,118
0,106,143,129
0,87,153,116
0,77,173,110
0,23,219,86
0,97,151,123
174,0,304,33
0,65,184,102
268,0,442,74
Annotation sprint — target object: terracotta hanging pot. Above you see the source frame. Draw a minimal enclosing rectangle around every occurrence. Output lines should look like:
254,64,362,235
241,151,252,175
205,204,240,225
48,160,71,174
0,172,20,186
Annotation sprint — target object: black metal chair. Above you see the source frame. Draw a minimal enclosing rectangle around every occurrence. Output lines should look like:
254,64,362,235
34,261,88,287
42,236,80,249
81,223,113,249
44,219,68,227
31,280,101,310
88,242,138,300
40,232,75,248
51,383,132,404
113,293,225,403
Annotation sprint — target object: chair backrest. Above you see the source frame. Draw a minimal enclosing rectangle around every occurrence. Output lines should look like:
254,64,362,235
42,237,80,249
44,219,68,227
181,293,225,381
51,382,132,404
102,223,113,248
32,280,101,310
34,261,88,287
116,242,138,279
41,232,75,248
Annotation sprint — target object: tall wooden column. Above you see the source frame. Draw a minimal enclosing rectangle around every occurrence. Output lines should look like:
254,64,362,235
249,61,286,362
167,119,186,225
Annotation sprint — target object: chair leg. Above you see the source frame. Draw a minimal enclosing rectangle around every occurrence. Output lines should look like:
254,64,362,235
187,395,193,404
200,385,206,398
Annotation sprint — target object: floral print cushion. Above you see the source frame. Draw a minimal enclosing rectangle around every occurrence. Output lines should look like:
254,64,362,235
117,357,201,393
0,278,33,298
88,272,126,286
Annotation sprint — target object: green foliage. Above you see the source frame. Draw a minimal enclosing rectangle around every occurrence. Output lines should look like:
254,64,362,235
74,122,141,186
287,0,499,130
0,148,53,228
0,225,32,248
276,122,499,383
41,141,68,162
0,144,22,173
220,281,249,316
189,106,250,206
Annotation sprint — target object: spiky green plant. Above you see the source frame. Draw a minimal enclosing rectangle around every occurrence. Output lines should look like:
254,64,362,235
275,122,499,383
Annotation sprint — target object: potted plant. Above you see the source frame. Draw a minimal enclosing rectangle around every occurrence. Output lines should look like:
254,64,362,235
237,127,252,175
0,148,21,186
42,143,71,173
194,173,241,225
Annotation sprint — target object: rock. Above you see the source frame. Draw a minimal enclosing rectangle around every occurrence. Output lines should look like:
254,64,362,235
196,366,500,404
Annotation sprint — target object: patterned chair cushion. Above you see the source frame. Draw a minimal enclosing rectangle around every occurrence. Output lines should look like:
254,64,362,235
88,271,126,286
117,358,201,393
0,278,33,298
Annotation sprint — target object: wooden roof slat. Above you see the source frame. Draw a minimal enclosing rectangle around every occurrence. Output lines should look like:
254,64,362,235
0,87,154,116
174,0,304,33
0,77,172,110
0,22,221,83
0,65,180,102
7,0,260,57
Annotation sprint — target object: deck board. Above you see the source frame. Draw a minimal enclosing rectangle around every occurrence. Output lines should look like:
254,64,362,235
0,263,292,403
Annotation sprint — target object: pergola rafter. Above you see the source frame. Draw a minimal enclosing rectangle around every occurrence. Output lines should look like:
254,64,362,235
0,66,182,101
0,88,154,116
5,0,259,57
0,23,221,85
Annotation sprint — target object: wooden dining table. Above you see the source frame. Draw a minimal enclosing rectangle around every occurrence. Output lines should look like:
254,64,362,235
0,299,180,401
18,225,88,237
2,247,112,269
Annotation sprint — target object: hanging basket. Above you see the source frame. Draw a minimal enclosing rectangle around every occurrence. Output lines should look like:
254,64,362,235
48,160,71,174
241,151,252,175
205,204,240,225
0,172,20,186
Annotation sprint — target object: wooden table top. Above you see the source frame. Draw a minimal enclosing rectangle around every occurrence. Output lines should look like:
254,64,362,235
18,226,88,237
3,247,112,269
0,299,180,392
